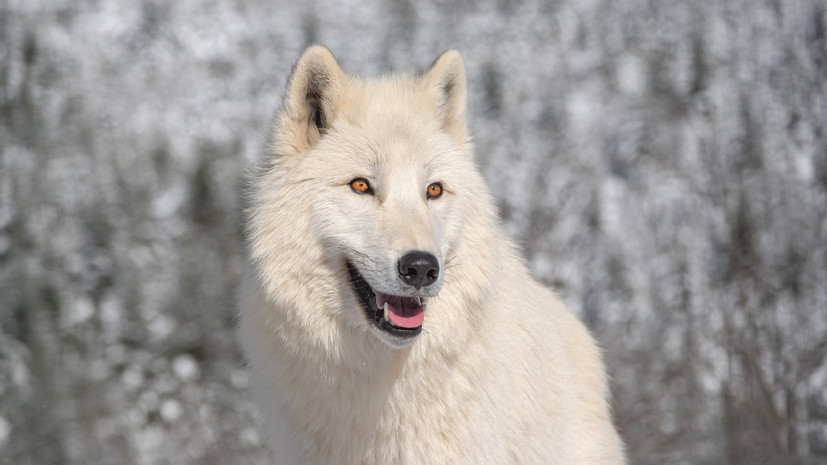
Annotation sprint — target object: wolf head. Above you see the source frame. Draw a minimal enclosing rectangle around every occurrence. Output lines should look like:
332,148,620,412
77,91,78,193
248,46,498,352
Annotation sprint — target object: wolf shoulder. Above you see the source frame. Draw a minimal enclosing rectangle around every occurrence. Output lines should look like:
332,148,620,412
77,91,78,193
482,274,625,463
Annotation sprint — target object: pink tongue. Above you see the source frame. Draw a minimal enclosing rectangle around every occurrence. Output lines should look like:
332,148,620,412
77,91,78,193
388,304,424,328
375,292,425,329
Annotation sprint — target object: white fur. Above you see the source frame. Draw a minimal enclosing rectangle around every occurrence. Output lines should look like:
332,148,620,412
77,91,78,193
239,45,626,464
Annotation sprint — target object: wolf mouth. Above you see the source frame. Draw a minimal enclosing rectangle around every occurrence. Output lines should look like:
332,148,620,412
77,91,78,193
346,262,424,340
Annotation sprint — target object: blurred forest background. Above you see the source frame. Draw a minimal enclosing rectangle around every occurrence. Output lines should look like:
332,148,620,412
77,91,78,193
2,0,826,464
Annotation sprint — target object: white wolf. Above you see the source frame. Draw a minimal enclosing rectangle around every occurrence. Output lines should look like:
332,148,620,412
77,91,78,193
239,45,625,464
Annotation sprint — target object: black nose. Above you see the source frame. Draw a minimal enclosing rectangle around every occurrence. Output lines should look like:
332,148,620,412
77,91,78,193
398,251,440,289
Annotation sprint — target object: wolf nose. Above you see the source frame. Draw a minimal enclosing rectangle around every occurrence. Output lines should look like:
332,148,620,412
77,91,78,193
398,251,439,289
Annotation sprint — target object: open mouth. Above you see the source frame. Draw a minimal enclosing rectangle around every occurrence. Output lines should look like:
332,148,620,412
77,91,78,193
346,262,424,340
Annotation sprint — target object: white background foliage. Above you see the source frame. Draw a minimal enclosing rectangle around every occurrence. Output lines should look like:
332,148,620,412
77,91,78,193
1,1,826,464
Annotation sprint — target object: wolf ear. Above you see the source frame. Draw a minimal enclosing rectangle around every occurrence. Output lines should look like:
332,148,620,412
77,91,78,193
423,50,468,144
274,45,344,155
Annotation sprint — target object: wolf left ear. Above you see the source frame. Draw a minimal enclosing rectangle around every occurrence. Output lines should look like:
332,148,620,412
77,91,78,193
423,50,468,144
273,45,345,155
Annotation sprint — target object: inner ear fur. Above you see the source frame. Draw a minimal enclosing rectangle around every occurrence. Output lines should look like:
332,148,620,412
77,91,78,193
274,45,344,155
423,50,469,144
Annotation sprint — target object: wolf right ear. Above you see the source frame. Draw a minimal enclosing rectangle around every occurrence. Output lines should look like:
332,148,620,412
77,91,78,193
273,46,344,155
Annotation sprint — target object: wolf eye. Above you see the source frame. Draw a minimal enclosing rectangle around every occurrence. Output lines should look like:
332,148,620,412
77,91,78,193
350,178,372,194
426,182,443,199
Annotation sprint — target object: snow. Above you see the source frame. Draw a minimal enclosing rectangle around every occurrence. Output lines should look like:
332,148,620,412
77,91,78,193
172,354,199,382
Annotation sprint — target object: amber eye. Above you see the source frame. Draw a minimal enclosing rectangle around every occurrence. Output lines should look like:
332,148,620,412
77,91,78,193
426,182,443,199
350,178,372,194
